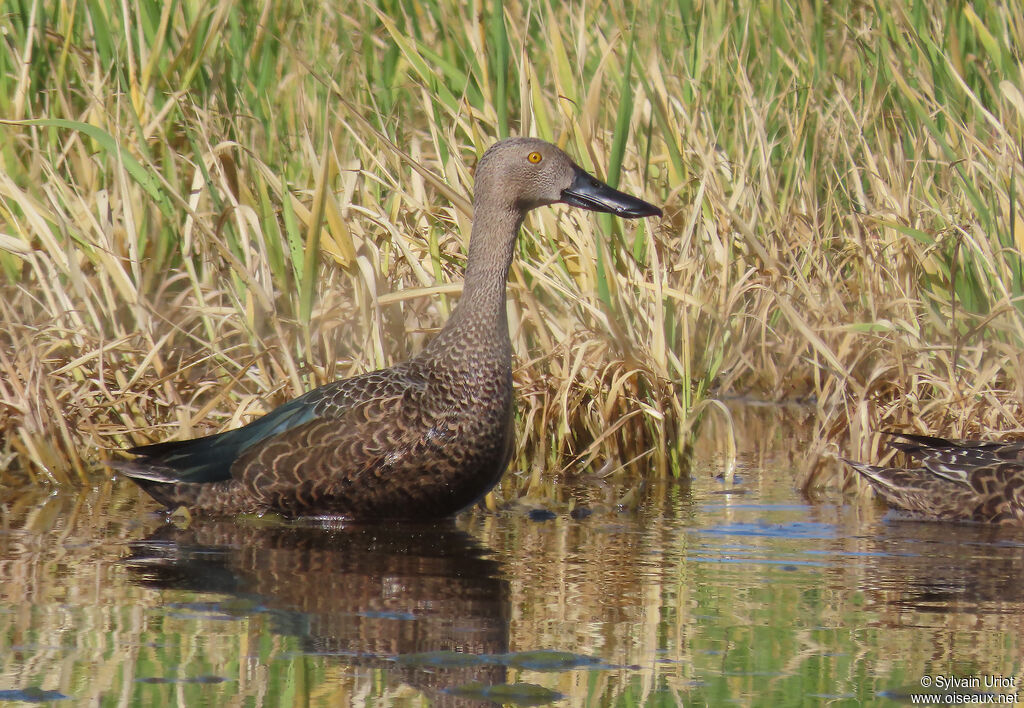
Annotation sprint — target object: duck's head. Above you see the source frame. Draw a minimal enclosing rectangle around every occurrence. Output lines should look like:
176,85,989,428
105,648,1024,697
474,137,662,219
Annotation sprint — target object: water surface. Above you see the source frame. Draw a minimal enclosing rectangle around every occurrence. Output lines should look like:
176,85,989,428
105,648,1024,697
1,408,1022,706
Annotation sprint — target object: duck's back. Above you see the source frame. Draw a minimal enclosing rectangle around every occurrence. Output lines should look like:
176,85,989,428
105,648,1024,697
123,357,515,518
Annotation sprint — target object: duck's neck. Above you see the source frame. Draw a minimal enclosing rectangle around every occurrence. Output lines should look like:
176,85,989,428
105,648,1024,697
424,202,523,370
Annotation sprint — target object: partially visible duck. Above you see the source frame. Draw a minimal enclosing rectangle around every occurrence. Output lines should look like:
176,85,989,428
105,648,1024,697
115,137,662,519
845,432,1024,525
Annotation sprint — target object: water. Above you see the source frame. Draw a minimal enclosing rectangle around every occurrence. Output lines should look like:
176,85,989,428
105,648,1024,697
1,408,1023,706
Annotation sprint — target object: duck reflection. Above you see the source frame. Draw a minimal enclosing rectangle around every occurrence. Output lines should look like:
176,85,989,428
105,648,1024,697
858,521,1024,616
125,520,509,705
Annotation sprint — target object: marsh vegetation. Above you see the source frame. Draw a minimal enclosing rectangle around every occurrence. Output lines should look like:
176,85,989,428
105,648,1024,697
2,0,1023,501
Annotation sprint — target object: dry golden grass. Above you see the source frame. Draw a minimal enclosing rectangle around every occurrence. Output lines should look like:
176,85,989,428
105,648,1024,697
1,0,1023,502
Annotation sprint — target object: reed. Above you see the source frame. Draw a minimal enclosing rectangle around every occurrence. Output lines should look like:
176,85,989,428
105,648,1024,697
1,0,1022,496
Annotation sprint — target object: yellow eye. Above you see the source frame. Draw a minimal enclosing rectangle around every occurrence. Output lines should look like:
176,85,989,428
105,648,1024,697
527,151,543,164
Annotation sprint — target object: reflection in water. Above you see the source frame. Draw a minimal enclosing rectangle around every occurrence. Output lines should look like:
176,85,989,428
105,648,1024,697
857,520,1024,616
125,521,510,706
2,406,1023,705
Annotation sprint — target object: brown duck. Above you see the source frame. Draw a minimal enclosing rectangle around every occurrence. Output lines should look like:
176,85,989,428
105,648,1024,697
115,137,662,518
845,432,1024,525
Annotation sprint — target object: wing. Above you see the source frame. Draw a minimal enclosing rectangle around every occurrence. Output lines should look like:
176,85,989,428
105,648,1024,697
229,383,453,516
883,432,1024,486
117,363,422,485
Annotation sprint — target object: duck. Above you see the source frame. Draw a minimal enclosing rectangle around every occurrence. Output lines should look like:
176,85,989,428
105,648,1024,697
114,137,662,519
845,431,1024,525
